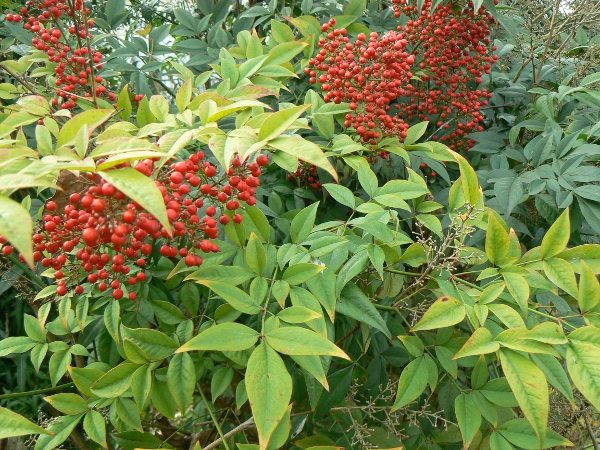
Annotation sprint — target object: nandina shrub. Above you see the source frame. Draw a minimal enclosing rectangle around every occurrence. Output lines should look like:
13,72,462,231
0,1,600,449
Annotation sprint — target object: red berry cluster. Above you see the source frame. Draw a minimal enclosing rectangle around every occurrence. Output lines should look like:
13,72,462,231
287,163,322,190
394,0,497,147
307,1,498,150
306,20,415,144
5,0,114,108
17,152,269,300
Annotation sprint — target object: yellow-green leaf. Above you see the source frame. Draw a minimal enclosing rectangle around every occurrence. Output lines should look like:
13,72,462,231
269,135,338,180
56,109,113,147
541,208,570,258
499,349,548,445
99,168,171,235
579,261,600,312
543,258,578,298
177,323,259,352
246,343,292,450
566,340,600,411
192,280,261,314
0,406,50,438
485,211,516,267
282,263,324,285
454,327,499,359
502,272,530,313
0,195,33,265
176,78,193,112
411,296,465,331
265,326,349,359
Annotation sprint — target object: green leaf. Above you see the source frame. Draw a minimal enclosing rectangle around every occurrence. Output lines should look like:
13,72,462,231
34,414,83,450
0,195,33,265
399,335,424,357
176,78,193,112
525,322,567,345
265,327,349,359
499,349,549,444
246,232,267,275
91,137,158,158
56,109,113,147
192,280,261,314
411,296,465,331
269,136,338,181
99,168,171,234
497,418,572,449
338,283,391,338
91,362,140,398
453,327,500,359
270,20,295,44
115,397,142,431
452,151,481,206
541,208,570,258
543,258,578,298
392,356,429,409
117,85,132,120
69,366,105,398
177,323,260,352
246,343,292,450
485,210,519,267
0,406,49,438
290,202,319,244
272,280,290,307
290,355,329,390
44,393,88,415
113,431,166,450
305,269,337,321
0,336,36,357
502,272,530,313
167,353,196,411
49,349,70,386
455,393,482,448
121,327,178,361
282,263,324,285
211,366,234,401
566,340,600,411
265,41,307,65
490,432,513,450
404,121,428,145
130,365,152,411
185,265,254,286
531,354,574,403
277,306,322,323
83,410,107,448
323,183,355,208
259,105,309,141
579,261,600,312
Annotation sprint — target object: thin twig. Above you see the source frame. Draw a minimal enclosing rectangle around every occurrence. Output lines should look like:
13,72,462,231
584,413,599,450
198,388,232,450
0,382,74,400
201,418,255,450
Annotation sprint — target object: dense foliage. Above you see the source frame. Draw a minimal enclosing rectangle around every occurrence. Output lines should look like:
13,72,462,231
0,0,599,449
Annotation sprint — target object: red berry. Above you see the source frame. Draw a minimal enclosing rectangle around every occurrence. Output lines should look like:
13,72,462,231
256,154,269,166
82,228,99,246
